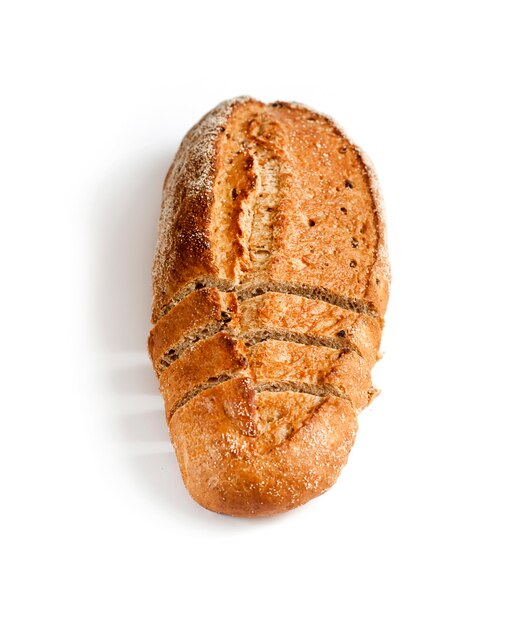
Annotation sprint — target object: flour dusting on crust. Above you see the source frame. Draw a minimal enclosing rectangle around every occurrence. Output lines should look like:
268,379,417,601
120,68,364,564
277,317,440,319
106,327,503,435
152,96,253,316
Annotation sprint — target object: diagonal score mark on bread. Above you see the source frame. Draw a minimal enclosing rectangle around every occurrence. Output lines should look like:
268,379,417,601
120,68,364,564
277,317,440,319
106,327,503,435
169,376,359,516
149,288,382,376
171,376,346,447
159,330,372,429
157,325,357,373
172,375,347,452
149,97,389,516
158,277,380,322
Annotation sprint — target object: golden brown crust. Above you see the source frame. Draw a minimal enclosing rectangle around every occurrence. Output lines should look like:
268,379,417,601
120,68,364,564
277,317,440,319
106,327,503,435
238,103,386,313
239,292,382,366
170,378,357,517
150,97,389,517
149,288,381,377
159,332,248,418
151,97,262,322
151,98,389,321
148,288,238,372
247,341,372,411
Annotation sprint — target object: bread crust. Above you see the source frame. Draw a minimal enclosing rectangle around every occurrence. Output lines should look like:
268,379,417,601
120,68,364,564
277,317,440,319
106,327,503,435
159,332,248,417
150,98,389,516
151,98,389,321
148,288,238,372
247,340,372,411
151,97,262,321
170,377,358,517
239,292,382,366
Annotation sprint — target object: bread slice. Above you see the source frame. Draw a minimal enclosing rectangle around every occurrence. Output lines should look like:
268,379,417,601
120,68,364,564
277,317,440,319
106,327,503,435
150,97,389,516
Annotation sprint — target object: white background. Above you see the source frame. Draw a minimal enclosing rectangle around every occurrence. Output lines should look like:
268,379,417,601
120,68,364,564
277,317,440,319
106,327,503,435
2,1,511,624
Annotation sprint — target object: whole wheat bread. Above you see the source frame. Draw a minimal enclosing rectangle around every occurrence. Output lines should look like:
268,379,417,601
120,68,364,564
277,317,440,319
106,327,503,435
149,97,389,517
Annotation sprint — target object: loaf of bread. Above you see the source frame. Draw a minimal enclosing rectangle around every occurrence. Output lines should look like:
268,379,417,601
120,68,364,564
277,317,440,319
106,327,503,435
149,97,389,517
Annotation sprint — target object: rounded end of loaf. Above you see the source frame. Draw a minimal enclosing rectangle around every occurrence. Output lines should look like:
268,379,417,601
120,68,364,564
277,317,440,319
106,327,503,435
169,378,359,517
